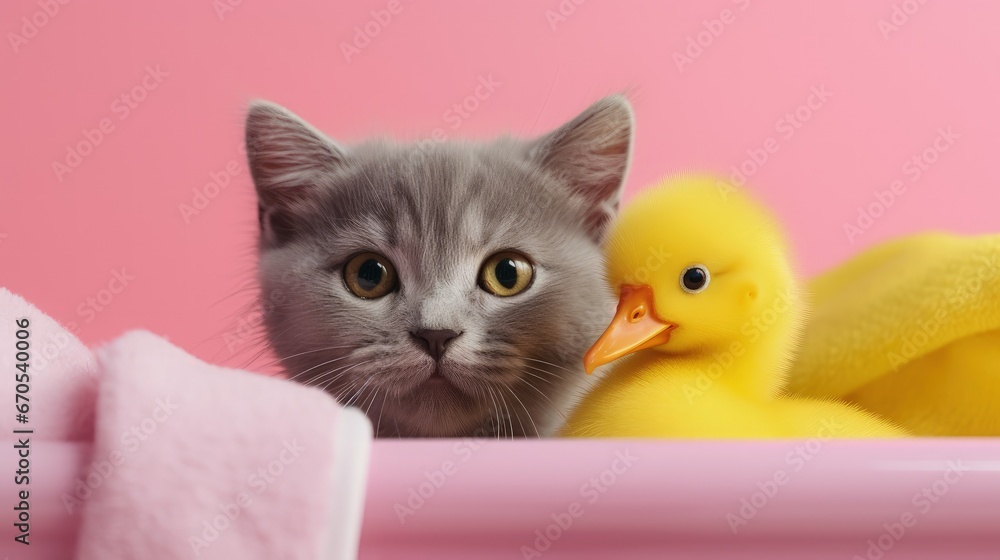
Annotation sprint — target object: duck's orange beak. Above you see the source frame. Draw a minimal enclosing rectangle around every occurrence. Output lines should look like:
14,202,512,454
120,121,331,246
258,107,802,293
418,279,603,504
583,285,676,374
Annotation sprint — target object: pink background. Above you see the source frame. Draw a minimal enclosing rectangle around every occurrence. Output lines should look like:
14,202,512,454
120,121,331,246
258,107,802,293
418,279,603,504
2,0,998,370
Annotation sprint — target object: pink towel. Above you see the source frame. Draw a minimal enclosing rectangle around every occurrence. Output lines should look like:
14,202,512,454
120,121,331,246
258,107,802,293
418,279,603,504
0,288,372,559
0,288,100,442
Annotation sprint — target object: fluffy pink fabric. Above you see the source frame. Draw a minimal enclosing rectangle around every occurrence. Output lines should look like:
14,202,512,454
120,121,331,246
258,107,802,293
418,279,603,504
0,288,99,441
0,288,372,559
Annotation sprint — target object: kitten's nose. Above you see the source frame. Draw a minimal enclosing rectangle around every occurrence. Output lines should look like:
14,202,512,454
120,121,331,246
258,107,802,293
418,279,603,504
411,329,461,361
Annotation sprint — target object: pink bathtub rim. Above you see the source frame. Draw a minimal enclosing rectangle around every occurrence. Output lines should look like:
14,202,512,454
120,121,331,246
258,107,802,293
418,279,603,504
13,438,1000,559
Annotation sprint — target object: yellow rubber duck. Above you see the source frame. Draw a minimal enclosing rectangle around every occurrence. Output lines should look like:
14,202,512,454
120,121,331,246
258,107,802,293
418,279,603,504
787,232,1000,435
559,175,907,438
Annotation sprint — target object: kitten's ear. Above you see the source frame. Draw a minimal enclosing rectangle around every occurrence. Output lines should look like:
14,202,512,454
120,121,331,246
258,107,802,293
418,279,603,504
529,95,634,242
245,100,346,246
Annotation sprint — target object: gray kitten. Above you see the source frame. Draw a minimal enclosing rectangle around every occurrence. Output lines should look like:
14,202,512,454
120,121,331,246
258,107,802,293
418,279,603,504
245,96,633,437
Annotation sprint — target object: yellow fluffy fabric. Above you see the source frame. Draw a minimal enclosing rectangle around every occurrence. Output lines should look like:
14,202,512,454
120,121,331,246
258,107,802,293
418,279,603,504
786,232,1000,435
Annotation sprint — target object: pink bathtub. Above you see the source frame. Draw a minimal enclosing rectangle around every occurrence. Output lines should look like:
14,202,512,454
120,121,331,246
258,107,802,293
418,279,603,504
15,438,1000,559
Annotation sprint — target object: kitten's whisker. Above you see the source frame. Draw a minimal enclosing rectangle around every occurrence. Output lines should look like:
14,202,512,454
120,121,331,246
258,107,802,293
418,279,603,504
203,307,329,363
465,378,492,437
306,361,362,389
484,385,503,440
231,314,327,364
522,357,579,375
321,361,372,394
345,374,378,407
501,385,528,437
500,391,516,439
287,354,354,382
517,374,571,424
251,345,358,371
493,385,515,439
392,416,402,439
503,384,539,438
327,361,375,397
327,378,362,401
375,391,389,437
520,366,556,384
363,387,380,417
330,379,360,401
234,344,277,371
522,365,565,379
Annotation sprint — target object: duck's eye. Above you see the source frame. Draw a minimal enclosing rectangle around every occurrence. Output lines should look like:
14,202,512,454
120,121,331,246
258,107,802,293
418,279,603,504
680,265,710,294
343,252,398,299
479,251,534,297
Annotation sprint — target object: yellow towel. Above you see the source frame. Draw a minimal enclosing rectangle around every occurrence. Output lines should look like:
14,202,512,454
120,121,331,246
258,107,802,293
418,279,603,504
785,232,1000,435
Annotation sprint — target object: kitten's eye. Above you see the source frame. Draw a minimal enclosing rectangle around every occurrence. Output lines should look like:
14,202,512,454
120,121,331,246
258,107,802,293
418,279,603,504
680,265,710,294
343,252,398,299
479,251,534,297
